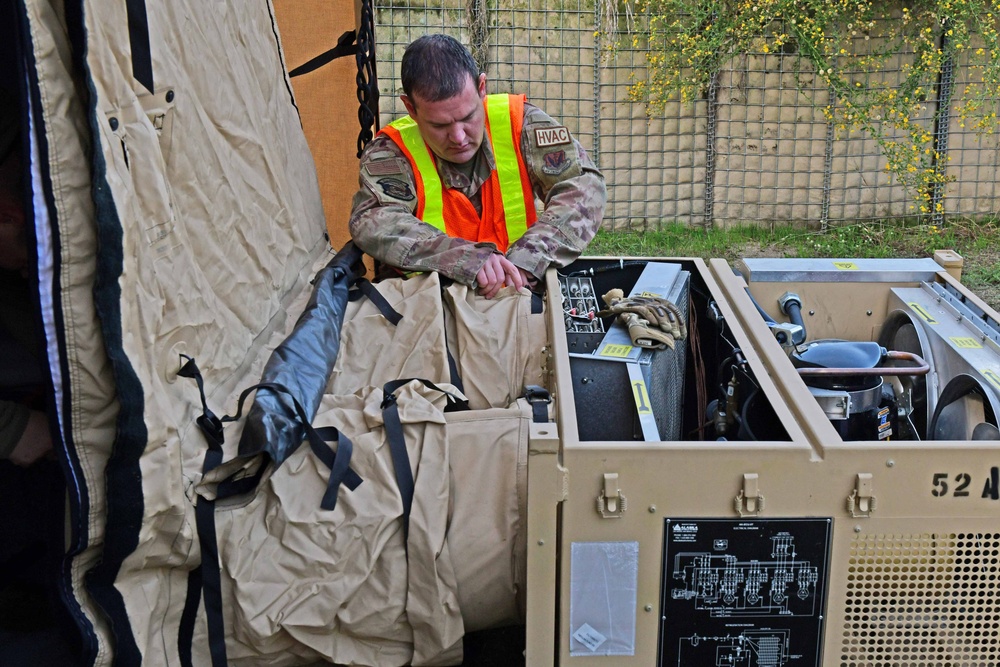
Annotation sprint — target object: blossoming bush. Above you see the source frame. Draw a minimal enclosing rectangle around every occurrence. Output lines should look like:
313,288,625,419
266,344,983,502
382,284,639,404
625,0,1000,210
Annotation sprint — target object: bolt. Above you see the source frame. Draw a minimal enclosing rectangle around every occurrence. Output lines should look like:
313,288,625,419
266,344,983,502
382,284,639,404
644,604,653,612
866,310,873,316
886,459,895,468
854,525,862,533
809,310,815,316
537,539,545,546
648,505,657,513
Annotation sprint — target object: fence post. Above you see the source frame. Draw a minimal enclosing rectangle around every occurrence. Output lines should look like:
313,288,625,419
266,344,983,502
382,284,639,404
820,86,835,233
930,29,955,226
703,71,719,229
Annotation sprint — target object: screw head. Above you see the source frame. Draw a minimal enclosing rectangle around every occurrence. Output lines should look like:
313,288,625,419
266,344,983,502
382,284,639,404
648,505,657,513
854,525,862,533
886,459,895,468
644,604,653,612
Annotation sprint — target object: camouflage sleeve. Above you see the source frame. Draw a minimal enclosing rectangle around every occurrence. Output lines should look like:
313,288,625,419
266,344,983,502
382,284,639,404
348,135,495,286
505,104,607,280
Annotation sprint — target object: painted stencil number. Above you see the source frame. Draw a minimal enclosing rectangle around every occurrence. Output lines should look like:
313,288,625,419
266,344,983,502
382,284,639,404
933,469,1000,499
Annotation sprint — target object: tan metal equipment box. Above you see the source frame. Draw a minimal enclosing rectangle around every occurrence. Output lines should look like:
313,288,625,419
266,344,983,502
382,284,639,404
527,255,1000,666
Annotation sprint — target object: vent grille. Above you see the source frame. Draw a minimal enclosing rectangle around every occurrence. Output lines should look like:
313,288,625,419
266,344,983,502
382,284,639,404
841,533,1000,666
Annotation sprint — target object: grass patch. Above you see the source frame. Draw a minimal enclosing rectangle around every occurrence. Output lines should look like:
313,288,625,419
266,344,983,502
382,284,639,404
585,218,1000,309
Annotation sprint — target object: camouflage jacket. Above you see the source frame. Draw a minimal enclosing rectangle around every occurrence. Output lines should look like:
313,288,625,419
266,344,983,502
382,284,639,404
349,102,606,286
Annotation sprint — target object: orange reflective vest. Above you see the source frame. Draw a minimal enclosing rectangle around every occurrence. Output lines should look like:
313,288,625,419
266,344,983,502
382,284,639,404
380,94,537,252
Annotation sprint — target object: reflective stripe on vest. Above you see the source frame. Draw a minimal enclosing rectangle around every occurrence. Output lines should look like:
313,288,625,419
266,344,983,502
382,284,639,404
386,94,529,243
485,95,529,241
389,115,444,225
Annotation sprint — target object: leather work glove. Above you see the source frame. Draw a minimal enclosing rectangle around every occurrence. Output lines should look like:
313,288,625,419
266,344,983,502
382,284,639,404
597,288,687,350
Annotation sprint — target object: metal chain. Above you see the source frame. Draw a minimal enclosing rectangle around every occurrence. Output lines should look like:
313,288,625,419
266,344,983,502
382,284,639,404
355,0,379,157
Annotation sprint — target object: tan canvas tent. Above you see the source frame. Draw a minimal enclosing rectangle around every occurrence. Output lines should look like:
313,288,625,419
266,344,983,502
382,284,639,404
11,0,536,664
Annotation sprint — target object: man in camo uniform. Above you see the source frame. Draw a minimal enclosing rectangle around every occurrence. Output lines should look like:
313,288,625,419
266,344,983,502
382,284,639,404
349,34,606,298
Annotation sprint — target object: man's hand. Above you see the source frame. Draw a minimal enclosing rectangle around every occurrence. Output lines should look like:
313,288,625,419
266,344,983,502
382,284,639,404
516,268,539,290
476,253,525,299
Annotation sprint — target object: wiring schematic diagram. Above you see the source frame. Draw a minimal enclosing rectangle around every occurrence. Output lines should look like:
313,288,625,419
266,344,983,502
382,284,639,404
658,519,831,667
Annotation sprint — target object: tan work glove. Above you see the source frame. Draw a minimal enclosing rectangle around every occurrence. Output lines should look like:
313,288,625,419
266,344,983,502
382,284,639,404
597,288,687,350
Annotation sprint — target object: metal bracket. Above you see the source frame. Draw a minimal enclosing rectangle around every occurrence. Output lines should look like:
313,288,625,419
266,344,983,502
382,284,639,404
735,473,765,517
597,472,627,518
848,473,877,517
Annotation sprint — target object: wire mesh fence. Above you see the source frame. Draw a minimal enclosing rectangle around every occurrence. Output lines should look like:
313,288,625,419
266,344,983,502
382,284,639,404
372,0,1000,231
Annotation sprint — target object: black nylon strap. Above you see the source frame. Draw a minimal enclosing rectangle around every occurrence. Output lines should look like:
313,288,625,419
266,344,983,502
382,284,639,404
531,291,543,314
125,0,153,92
379,379,468,542
222,380,363,509
524,385,551,423
176,357,228,666
177,358,364,665
193,419,228,667
355,278,403,325
177,563,202,667
288,30,357,78
381,395,413,544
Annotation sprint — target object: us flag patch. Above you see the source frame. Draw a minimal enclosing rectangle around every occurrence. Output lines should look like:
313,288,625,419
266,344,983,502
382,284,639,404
534,126,571,147
365,158,408,176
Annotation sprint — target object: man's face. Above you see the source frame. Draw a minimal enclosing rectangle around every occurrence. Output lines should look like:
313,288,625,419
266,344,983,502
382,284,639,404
401,73,487,165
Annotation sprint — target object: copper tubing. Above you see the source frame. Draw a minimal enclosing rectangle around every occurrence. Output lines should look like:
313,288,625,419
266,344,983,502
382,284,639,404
795,350,930,377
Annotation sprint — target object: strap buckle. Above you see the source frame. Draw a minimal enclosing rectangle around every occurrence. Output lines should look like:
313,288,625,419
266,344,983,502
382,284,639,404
524,385,551,423
524,385,551,405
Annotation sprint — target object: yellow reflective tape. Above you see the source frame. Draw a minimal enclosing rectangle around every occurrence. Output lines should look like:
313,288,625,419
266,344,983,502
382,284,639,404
599,343,633,358
485,95,528,242
833,261,858,270
983,369,1000,392
951,336,983,349
908,302,939,325
389,116,444,230
632,379,653,415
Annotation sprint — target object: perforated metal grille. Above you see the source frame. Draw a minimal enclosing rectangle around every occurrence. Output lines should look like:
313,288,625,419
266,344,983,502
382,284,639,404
841,533,1000,666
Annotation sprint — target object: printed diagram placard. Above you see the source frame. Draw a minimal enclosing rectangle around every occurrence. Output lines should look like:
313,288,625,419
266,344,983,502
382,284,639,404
658,518,831,667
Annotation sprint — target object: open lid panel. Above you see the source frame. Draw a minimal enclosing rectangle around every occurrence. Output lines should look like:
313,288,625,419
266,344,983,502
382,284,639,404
16,0,330,662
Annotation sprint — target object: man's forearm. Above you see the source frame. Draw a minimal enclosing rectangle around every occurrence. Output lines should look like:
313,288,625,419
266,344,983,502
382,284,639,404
350,202,495,285
506,168,606,278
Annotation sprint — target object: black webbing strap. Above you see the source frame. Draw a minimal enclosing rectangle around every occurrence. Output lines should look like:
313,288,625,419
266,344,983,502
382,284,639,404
445,347,465,395
530,291,544,314
381,379,467,542
177,356,363,666
288,30,357,78
125,0,153,92
524,385,551,423
176,357,227,667
351,278,403,325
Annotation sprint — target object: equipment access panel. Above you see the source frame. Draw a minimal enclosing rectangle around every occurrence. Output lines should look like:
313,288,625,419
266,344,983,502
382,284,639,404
529,255,1000,667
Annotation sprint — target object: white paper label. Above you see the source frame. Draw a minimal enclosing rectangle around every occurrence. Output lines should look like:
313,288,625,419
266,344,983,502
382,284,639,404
572,623,608,652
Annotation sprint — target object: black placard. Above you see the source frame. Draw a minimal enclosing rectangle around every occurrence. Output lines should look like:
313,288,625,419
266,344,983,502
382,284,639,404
658,518,831,667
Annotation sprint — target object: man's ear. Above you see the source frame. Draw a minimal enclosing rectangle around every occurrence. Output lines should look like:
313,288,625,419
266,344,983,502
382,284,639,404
477,73,487,100
401,94,417,118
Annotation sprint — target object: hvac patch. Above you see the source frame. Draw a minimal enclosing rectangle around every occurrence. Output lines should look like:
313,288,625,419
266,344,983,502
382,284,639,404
377,177,415,201
534,125,571,148
542,150,570,175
